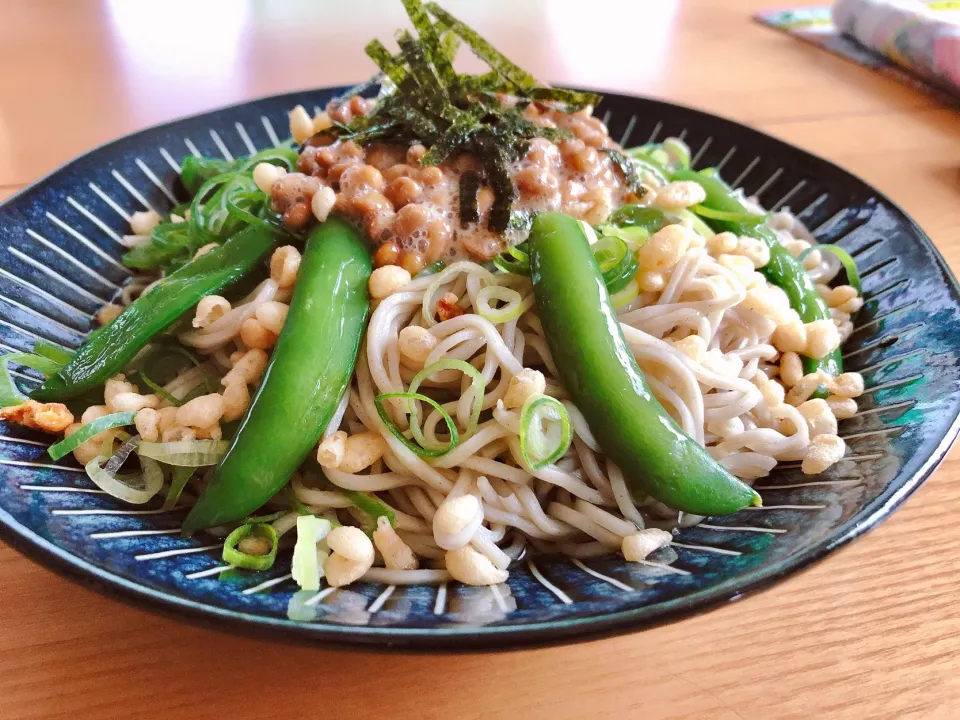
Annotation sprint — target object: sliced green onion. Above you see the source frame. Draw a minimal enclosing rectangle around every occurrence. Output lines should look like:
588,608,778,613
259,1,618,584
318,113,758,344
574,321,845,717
507,243,530,264
801,245,862,294
33,341,73,366
98,428,128,461
414,261,446,278
668,209,715,239
422,261,497,327
475,285,531,324
291,515,333,591
286,487,311,516
85,454,163,505
605,253,639,294
596,224,650,251
593,235,628,276
609,277,641,309
342,490,396,527
493,253,531,276
161,465,194,511
48,412,135,461
409,358,484,437
223,523,279,571
2,352,63,377
137,439,228,466
243,510,286,524
235,146,299,172
375,391,460,458
662,138,691,170
690,204,766,224
608,205,667,234
623,148,670,184
518,394,572,472
139,370,180,406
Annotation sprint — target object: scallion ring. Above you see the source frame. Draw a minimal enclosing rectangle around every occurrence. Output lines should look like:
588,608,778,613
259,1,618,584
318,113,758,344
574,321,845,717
662,137,691,170
161,465,195,511
604,253,640,295
690,204,766,224
593,234,628,275
32,341,73,366
475,285,532,324
493,253,531,276
223,522,278,571
421,261,497,327
801,245,862,294
137,439,228,466
47,411,136,461
409,358,485,438
84,454,163,505
374,391,460,458
518,394,573,472
596,224,650,251
138,370,180,406
341,490,396,527
609,277,641,309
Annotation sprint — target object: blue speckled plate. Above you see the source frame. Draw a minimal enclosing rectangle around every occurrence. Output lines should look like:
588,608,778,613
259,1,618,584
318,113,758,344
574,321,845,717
0,88,957,651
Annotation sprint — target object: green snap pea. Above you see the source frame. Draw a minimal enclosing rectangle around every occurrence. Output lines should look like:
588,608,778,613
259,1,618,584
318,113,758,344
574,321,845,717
529,212,760,516
32,226,281,402
182,217,372,534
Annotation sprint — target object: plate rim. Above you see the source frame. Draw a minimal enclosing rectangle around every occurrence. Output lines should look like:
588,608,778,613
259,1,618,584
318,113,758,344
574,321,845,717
1,85,958,652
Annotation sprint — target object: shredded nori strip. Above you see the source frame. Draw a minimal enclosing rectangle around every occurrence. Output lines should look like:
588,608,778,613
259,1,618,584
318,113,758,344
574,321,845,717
313,0,608,231
602,147,648,197
528,86,603,112
459,171,483,226
481,139,517,233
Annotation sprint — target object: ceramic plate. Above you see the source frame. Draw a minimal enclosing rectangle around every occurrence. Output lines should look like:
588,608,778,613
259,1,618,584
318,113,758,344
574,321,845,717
0,88,957,651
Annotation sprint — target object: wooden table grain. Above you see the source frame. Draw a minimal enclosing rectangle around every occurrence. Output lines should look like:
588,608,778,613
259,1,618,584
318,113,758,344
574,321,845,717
2,1,960,718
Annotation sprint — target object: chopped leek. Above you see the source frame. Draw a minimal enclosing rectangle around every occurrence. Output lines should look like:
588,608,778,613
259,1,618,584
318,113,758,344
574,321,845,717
47,412,135,461
802,245,862,294
609,277,641,309
85,454,163,505
409,358,484,437
375,391,459,458
342,490,396,527
161,465,194,511
690,204,766,224
518,394,572,471
475,285,531,324
223,522,279,571
137,439,228,466
139,370,181,406
0,352,65,407
33,341,74,366
291,515,333,591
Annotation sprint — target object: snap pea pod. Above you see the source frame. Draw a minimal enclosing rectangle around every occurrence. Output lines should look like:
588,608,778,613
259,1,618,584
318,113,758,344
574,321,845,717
529,212,760,516
671,168,842,381
32,226,281,402
182,217,371,534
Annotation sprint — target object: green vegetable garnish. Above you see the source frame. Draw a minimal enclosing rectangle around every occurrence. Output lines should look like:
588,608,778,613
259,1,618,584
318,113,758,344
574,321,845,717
47,412,135,461
223,523,279,571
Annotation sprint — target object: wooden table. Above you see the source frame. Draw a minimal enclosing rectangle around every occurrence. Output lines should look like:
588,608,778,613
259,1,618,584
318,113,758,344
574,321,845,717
2,1,960,717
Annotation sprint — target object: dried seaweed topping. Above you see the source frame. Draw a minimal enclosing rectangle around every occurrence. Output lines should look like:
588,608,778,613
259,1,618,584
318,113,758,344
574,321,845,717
602,148,648,197
319,0,605,231
458,170,483,227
